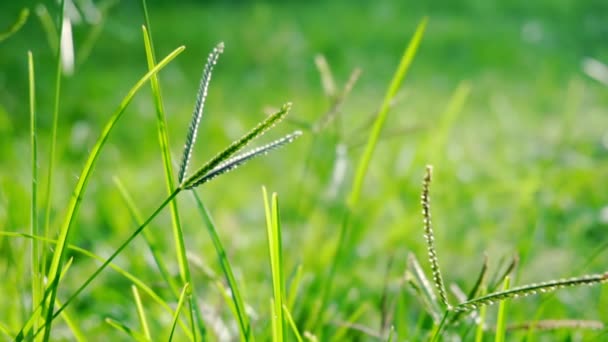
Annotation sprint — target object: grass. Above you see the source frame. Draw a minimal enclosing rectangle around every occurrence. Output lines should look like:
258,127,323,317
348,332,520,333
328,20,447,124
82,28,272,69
1,0,608,340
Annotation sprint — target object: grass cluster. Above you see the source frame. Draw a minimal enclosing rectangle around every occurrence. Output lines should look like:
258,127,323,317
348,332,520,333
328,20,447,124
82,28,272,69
1,0,608,340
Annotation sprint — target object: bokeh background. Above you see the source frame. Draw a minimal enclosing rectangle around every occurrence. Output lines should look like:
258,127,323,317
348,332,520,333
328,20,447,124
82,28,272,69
1,0,608,339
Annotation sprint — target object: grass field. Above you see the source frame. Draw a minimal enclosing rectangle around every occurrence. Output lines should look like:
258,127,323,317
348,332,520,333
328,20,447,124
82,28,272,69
1,0,608,340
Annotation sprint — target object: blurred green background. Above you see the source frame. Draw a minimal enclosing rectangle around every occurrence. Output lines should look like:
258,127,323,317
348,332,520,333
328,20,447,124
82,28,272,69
1,0,608,339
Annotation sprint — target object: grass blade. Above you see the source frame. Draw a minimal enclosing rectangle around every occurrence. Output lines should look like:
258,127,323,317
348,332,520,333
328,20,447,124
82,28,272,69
494,277,510,342
181,103,292,189
132,285,151,341
317,19,427,328
185,131,302,189
39,2,65,339
177,42,224,183
0,7,29,42
347,17,427,208
169,284,190,341
38,45,184,340
263,188,285,341
283,304,303,342
27,50,44,339
191,192,253,341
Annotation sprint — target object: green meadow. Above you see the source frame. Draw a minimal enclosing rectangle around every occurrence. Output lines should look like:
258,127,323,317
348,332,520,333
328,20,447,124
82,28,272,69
1,0,607,340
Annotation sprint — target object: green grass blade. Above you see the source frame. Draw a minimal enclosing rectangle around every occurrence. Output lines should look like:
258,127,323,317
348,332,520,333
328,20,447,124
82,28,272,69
181,103,292,189
27,50,43,338
316,19,427,328
185,131,302,189
33,5,58,51
105,318,149,342
287,264,303,311
283,304,303,342
263,188,285,341
191,191,253,341
55,297,85,342
0,7,29,42
169,283,190,341
331,302,369,342
39,2,65,339
177,42,224,183
346,17,427,208
140,23,205,338
495,276,510,342
40,45,184,340
132,285,151,341
474,286,487,342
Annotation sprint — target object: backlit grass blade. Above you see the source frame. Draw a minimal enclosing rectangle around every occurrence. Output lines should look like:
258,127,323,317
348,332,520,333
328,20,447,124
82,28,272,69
263,188,285,341
0,231,194,340
287,264,303,311
0,7,29,42
39,45,184,340
140,21,206,338
27,50,43,338
178,42,224,183
317,18,427,328
40,2,65,339
169,283,190,341
181,103,292,189
347,17,427,208
494,277,510,342
132,285,151,341
191,191,253,341
283,304,303,342
185,131,302,189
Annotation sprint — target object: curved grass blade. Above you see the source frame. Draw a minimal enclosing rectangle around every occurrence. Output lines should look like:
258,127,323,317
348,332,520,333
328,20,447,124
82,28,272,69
132,286,151,341
191,192,253,341
263,188,285,341
455,272,608,312
181,103,292,189
0,231,194,340
39,45,184,340
494,277,510,342
178,42,224,183
40,2,66,339
317,18,427,329
0,7,29,42
27,50,44,337
185,131,302,189
169,284,190,341
283,304,303,342
347,17,427,208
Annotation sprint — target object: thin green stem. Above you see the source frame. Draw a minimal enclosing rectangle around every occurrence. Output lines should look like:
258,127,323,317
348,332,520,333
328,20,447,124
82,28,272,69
40,1,65,339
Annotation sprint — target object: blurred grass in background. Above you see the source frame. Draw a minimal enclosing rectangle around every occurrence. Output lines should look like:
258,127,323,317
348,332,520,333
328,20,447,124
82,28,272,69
1,0,608,339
